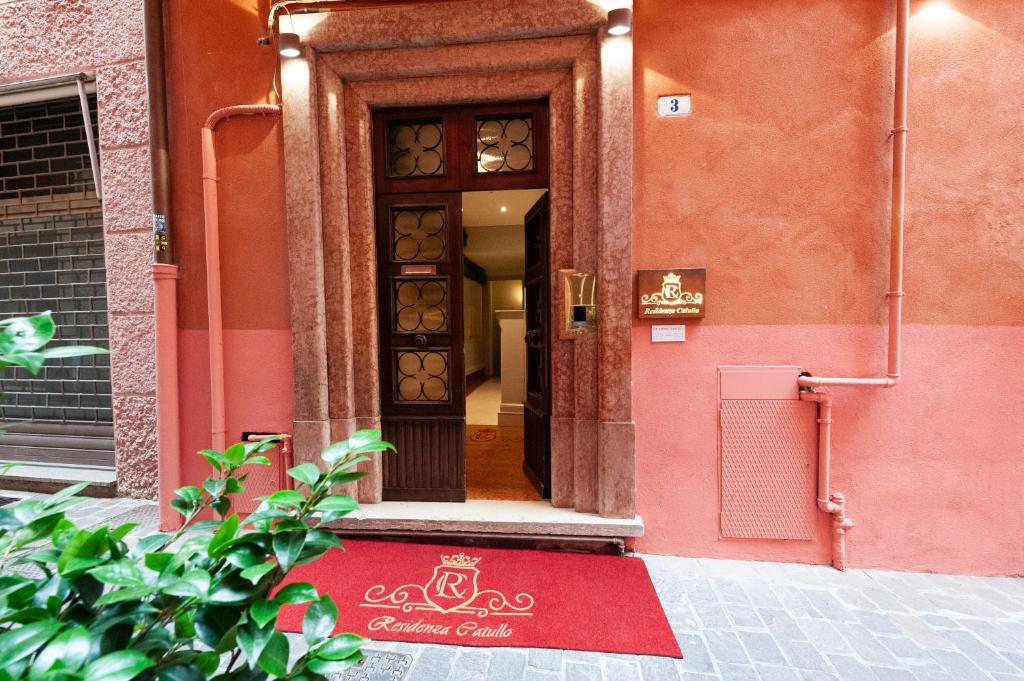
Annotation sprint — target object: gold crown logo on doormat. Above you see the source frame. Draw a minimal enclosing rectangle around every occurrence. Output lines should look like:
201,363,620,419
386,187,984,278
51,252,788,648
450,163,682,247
361,553,534,619
441,552,481,568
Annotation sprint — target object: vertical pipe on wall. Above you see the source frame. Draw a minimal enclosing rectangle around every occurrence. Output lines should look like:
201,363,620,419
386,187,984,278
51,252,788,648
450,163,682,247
202,105,283,451
793,0,910,569
153,264,181,529
800,389,855,571
145,0,173,263
145,0,182,525
798,0,909,390
887,0,910,383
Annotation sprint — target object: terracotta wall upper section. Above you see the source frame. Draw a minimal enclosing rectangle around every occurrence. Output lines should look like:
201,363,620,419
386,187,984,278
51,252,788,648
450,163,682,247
634,0,1024,326
164,0,290,331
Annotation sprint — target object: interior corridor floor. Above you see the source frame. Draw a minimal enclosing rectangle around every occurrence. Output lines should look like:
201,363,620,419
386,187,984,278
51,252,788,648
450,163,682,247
465,377,539,501
466,377,501,425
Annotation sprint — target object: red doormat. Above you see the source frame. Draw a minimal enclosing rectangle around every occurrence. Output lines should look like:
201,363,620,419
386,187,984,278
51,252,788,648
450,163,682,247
277,539,682,658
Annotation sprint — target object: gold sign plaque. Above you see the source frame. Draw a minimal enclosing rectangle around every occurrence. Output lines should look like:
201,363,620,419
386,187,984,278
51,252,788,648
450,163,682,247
638,268,706,319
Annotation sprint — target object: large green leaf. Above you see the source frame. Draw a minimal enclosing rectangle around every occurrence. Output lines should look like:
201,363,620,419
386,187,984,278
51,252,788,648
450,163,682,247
287,463,321,488
88,560,145,587
249,599,281,628
207,573,259,605
312,495,358,514
164,569,212,598
41,345,108,359
237,619,274,667
303,595,338,644
316,632,367,661
95,584,158,606
0,313,55,353
0,619,62,665
223,443,246,467
273,582,317,605
208,514,239,557
56,526,108,574
83,650,155,681
239,561,276,585
256,631,290,678
272,530,306,572
260,490,306,508
223,543,264,569
30,625,91,674
309,652,364,675
194,604,241,649
156,664,205,681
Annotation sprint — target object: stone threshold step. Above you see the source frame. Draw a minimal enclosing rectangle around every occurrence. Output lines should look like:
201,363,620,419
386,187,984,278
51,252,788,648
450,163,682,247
324,500,644,538
0,460,116,498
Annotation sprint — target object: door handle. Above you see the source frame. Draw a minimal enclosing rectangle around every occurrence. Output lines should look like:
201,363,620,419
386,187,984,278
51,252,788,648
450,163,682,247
414,334,428,348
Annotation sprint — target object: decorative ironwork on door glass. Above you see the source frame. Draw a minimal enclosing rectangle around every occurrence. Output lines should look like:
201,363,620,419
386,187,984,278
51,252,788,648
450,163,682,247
476,116,534,173
395,350,450,402
388,119,445,177
392,208,447,262
394,279,448,333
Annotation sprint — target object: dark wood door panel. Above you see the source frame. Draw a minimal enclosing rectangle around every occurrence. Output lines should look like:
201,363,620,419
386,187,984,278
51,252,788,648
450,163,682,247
523,404,550,497
382,417,466,502
523,192,551,497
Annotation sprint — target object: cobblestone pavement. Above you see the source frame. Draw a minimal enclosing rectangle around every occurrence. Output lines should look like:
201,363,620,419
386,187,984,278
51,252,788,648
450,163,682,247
8,493,1023,681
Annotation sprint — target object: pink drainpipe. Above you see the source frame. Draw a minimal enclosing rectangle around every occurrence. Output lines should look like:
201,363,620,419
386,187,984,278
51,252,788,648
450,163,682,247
202,105,282,451
797,0,910,569
154,263,181,531
799,389,855,571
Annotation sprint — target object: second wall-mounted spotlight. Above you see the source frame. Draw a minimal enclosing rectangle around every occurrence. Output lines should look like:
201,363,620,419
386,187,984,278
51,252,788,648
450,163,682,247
607,7,632,36
278,32,301,57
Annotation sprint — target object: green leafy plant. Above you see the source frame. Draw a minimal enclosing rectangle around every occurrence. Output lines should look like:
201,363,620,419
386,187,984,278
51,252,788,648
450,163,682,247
0,308,396,680
0,431,394,680
0,311,108,438
0,311,107,377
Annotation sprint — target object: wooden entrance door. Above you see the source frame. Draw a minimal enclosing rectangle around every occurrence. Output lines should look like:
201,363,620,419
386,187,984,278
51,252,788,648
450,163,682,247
372,103,549,502
376,193,465,501
522,193,551,497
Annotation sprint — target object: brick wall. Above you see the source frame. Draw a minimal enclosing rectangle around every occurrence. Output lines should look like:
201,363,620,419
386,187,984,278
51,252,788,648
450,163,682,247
0,95,113,425
1,0,157,498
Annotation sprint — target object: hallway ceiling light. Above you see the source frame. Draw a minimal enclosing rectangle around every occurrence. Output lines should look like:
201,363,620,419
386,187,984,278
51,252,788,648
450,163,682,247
607,7,632,36
278,32,301,58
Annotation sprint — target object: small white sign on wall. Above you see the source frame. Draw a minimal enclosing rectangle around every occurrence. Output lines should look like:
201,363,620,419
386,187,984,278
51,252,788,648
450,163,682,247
651,325,686,343
657,94,692,117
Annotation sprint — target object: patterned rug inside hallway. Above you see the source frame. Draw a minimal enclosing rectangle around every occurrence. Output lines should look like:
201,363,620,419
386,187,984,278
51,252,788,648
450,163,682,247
466,425,539,501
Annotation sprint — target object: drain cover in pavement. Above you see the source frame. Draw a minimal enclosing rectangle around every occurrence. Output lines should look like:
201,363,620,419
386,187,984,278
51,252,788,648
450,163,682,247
330,651,413,681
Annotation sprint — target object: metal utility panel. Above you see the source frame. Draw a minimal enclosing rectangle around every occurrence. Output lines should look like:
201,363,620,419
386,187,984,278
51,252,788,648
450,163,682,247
718,366,817,541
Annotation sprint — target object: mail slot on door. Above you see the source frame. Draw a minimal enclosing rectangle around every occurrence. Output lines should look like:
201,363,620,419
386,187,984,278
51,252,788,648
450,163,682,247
560,270,596,338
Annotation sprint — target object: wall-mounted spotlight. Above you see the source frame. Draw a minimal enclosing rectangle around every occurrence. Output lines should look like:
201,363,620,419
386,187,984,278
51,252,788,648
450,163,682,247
278,32,301,58
607,7,632,36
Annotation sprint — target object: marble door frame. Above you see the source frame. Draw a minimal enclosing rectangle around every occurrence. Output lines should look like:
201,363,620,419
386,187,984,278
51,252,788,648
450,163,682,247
280,0,635,518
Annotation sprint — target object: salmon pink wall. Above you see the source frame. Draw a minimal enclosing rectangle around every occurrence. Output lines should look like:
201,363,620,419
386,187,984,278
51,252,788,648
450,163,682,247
164,1,294,488
633,0,1024,574
163,0,1024,574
